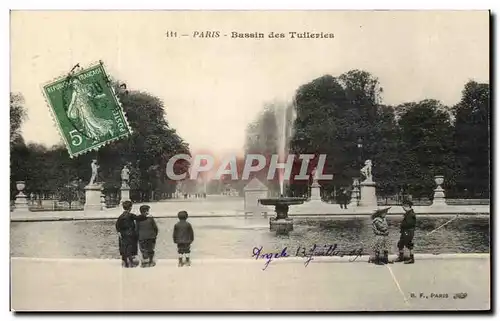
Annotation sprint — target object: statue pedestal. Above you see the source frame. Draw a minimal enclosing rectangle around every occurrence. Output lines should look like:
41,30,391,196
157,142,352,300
288,181,335,215
84,184,104,211
432,187,447,206
14,193,29,212
120,186,131,204
431,175,447,207
310,182,321,201
359,181,377,207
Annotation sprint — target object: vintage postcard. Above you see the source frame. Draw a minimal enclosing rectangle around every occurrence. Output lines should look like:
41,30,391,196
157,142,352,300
10,10,490,312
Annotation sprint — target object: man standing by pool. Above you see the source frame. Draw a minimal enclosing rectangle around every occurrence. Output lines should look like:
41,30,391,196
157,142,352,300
115,200,148,268
395,200,417,264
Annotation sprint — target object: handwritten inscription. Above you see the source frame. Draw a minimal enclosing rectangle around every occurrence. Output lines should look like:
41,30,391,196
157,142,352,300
252,246,290,270
296,244,363,267
252,244,363,270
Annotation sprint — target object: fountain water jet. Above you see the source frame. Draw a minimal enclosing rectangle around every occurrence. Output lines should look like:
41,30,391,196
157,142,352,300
275,102,294,196
258,102,306,235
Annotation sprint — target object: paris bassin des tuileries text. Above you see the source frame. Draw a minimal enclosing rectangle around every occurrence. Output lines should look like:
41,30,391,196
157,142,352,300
165,31,335,39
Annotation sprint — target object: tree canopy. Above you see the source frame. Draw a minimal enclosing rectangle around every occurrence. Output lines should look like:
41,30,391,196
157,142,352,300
453,81,490,197
11,71,490,202
260,70,490,199
10,86,191,202
289,71,395,196
10,93,27,146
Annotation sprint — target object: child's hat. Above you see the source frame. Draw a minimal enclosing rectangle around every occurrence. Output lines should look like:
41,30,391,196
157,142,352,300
140,205,150,213
374,207,391,214
371,207,391,219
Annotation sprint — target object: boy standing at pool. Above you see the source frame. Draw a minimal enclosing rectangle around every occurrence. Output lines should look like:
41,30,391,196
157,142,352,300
173,210,194,267
395,200,417,264
136,205,159,267
115,200,147,268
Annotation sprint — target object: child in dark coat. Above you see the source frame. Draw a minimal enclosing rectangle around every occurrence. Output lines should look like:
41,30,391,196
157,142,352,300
395,200,417,264
115,200,147,268
136,205,159,267
173,210,194,267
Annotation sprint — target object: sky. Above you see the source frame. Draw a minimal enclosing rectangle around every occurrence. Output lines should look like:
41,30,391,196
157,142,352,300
10,10,489,156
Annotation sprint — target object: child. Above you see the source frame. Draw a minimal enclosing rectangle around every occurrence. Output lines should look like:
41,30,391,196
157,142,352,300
396,200,417,264
341,188,349,209
173,210,194,267
115,200,147,268
371,207,391,265
136,205,159,267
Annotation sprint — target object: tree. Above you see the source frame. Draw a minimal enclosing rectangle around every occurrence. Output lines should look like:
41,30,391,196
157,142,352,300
289,74,348,197
338,69,383,110
10,86,191,203
58,182,79,208
453,81,490,197
368,105,402,196
70,86,192,201
397,100,455,198
10,93,29,199
288,71,397,198
10,93,27,146
21,144,81,197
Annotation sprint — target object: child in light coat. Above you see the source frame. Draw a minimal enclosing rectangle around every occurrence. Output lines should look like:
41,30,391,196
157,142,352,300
371,207,391,265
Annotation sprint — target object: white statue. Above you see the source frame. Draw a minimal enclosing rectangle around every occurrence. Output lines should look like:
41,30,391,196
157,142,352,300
311,166,321,185
121,165,130,188
360,160,373,183
89,159,99,185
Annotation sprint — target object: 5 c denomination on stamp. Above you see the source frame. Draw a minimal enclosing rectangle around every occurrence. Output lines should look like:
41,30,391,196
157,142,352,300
42,62,132,158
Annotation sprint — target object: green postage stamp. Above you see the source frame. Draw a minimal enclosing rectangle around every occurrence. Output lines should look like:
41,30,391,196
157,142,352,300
42,62,132,158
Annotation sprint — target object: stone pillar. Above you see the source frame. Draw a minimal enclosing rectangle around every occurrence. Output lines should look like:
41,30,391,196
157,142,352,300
14,180,29,212
349,178,359,207
349,187,359,207
244,178,269,216
100,194,106,210
84,184,104,211
310,181,321,201
432,175,447,206
359,181,377,207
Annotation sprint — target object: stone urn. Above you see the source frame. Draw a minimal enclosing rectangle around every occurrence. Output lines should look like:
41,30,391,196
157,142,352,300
16,181,26,196
14,180,29,210
435,175,444,187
